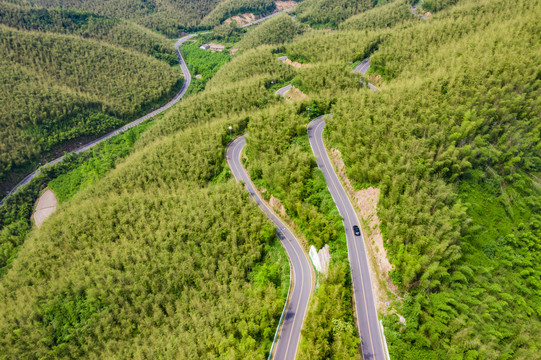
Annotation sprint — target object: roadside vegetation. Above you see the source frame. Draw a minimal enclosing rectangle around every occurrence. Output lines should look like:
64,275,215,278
180,42,230,95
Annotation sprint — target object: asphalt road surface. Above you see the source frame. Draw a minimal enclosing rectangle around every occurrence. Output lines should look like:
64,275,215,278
275,84,292,97
354,58,371,75
0,34,196,206
308,116,386,360
353,58,379,92
226,136,313,360
275,84,293,103
2,6,303,206
411,4,429,19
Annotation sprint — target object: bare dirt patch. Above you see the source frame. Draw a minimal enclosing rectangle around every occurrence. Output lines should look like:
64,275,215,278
32,189,57,228
230,48,240,55
367,73,384,87
285,86,308,102
275,1,297,11
270,195,287,218
329,148,400,312
224,13,256,26
284,58,308,68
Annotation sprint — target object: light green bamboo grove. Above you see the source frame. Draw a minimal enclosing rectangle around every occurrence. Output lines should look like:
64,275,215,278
0,0,540,358
321,0,541,358
0,3,179,63
244,103,363,358
200,0,279,28
1,0,222,36
340,0,415,31
0,15,182,189
295,0,381,28
238,14,303,49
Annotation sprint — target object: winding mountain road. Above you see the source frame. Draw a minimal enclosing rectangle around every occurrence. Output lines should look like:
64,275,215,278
354,58,371,75
1,6,303,206
0,34,196,206
275,84,292,97
308,116,386,360
226,136,313,360
353,58,379,92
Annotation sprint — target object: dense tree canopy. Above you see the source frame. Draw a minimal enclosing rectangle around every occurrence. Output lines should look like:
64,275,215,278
319,0,541,357
1,0,539,359
0,49,291,357
0,3,178,63
295,0,379,28
239,14,303,49
200,0,277,28
0,24,181,190
2,0,222,36
340,0,415,31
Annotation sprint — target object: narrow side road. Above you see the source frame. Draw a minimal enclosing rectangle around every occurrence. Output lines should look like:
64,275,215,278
308,116,386,360
0,34,196,206
226,136,313,360
354,58,371,75
353,58,379,92
275,84,292,97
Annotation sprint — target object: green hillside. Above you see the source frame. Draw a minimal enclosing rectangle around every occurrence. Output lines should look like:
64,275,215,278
321,0,541,358
0,24,181,190
200,0,277,28
239,13,303,49
0,0,539,359
0,3,178,63
295,0,380,28
0,42,295,357
340,0,414,31
1,0,222,36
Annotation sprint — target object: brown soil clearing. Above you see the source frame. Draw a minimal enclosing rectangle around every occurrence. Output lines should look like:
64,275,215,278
284,58,308,68
224,13,256,26
285,86,308,101
270,195,287,218
33,189,57,228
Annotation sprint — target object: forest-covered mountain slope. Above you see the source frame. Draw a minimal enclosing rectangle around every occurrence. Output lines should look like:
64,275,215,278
295,0,380,28
200,0,279,28
0,0,539,359
1,0,221,36
238,13,303,49
0,3,178,63
340,0,414,31
318,0,540,358
0,66,294,357
0,23,182,191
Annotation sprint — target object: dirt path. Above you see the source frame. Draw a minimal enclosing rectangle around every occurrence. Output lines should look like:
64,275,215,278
33,189,57,228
